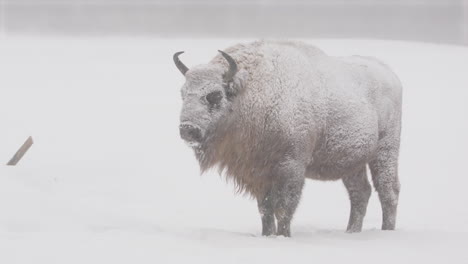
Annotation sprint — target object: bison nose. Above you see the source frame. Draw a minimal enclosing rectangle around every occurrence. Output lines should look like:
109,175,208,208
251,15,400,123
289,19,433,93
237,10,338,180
179,123,202,143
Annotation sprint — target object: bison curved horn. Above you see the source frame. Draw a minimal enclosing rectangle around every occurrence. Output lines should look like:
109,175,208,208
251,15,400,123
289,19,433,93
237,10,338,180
173,51,189,76
218,50,238,82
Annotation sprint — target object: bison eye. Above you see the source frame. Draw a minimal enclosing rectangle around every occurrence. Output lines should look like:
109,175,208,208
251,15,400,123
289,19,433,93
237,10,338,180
206,91,223,105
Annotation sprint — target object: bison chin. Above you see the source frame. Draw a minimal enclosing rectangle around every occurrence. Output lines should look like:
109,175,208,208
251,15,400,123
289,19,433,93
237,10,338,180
179,122,205,147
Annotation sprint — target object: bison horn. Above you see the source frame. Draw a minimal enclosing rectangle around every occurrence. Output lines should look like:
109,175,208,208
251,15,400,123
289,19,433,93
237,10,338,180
218,50,238,82
173,51,189,75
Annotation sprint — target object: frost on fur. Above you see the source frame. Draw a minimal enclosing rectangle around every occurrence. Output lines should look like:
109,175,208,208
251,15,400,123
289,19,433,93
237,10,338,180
175,40,402,237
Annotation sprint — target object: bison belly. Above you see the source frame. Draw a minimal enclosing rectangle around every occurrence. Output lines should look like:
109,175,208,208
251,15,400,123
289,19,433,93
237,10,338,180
306,107,379,181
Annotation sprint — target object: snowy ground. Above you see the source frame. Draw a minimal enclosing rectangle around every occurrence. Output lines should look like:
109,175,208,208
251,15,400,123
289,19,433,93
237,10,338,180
0,37,467,263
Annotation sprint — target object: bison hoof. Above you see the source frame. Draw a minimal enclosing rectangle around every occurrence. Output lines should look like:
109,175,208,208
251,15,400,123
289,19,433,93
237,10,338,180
262,230,276,237
276,226,291,237
346,228,362,233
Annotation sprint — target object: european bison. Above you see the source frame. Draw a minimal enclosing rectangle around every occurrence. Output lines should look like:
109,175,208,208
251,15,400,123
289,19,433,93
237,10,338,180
175,40,402,237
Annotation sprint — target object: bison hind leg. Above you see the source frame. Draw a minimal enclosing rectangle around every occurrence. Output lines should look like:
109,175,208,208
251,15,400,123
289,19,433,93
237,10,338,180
369,148,400,231
368,111,401,231
343,165,372,233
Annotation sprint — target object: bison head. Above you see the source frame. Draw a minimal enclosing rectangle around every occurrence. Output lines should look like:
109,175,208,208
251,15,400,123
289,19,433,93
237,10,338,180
174,50,247,147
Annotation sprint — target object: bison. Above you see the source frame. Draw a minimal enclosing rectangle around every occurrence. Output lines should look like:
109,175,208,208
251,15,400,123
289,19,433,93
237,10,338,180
174,40,402,237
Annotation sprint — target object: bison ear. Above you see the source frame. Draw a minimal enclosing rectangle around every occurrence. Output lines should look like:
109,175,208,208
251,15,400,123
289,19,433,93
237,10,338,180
224,69,248,99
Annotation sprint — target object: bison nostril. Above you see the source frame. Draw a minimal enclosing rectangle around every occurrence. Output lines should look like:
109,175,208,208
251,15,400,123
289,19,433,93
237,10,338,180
179,124,202,142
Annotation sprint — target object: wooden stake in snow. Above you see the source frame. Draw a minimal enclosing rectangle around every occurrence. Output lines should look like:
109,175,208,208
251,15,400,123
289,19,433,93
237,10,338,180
7,136,34,166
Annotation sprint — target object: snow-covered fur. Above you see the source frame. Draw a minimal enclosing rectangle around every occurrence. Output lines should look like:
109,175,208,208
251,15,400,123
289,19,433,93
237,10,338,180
177,40,402,237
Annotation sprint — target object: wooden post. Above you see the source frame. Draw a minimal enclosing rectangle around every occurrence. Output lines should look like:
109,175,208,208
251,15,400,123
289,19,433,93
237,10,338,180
7,136,34,166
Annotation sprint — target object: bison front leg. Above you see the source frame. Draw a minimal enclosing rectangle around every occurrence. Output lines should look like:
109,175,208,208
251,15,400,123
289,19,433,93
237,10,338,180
257,189,276,236
273,161,305,237
343,166,371,233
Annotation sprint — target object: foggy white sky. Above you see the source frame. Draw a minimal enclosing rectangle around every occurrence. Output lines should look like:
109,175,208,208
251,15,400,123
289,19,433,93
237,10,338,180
1,0,467,44
2,0,465,4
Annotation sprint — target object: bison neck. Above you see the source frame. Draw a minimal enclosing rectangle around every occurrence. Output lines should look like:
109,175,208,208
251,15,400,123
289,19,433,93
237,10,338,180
194,116,292,197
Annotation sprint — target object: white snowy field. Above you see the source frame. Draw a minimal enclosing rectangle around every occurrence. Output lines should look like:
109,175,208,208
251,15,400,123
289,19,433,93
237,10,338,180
0,37,467,263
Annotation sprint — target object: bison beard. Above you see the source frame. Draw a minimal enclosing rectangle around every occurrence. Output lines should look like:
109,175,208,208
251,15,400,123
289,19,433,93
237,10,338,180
175,40,402,237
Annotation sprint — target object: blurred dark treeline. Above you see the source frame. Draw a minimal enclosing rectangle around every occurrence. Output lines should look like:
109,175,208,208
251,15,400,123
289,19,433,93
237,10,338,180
0,0,467,45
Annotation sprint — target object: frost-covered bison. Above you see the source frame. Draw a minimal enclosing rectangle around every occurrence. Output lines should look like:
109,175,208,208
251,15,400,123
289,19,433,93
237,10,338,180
174,40,402,237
